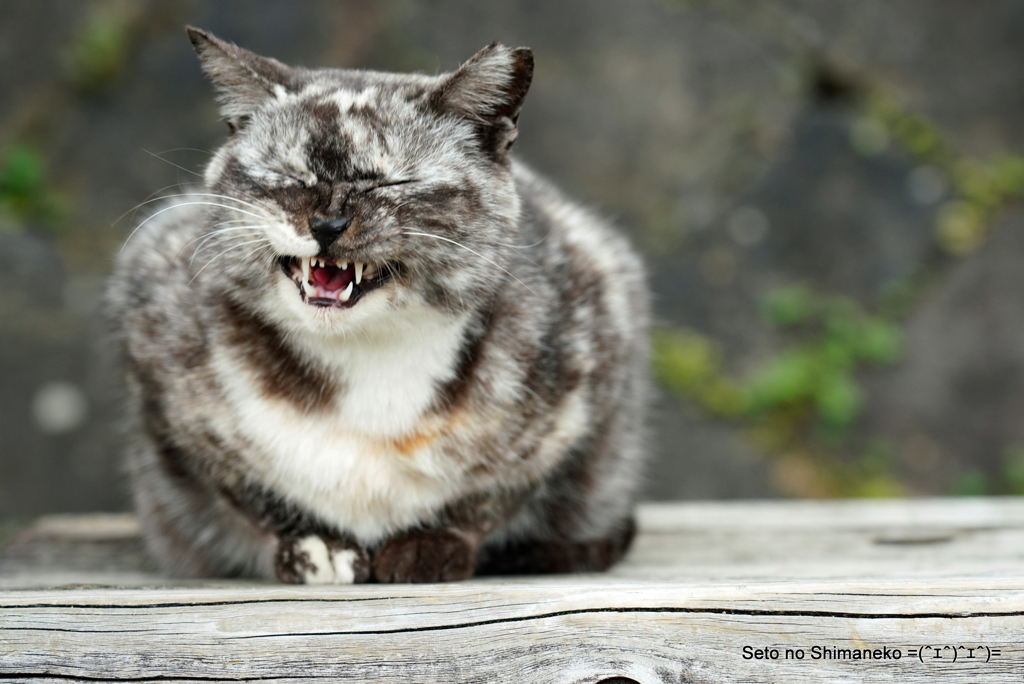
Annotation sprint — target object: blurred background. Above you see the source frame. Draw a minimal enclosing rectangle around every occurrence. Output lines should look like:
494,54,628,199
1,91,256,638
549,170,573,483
3,0,1024,520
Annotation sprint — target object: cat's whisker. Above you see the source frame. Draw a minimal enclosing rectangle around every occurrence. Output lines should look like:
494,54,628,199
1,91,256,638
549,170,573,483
490,234,549,252
114,192,267,230
154,146,215,157
194,234,270,260
180,224,265,248
391,199,543,263
203,218,263,234
487,238,541,266
189,238,272,285
211,218,260,227
139,182,194,205
184,226,266,264
120,201,267,253
142,148,205,178
401,230,536,295
382,261,408,291
257,245,279,268
184,192,268,212
190,230,267,261
119,182,196,227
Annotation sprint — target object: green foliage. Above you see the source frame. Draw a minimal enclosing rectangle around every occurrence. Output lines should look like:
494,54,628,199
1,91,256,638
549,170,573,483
999,445,1024,495
953,471,988,497
68,9,132,92
955,156,1024,212
652,19,1024,501
0,147,43,198
0,146,63,229
864,93,952,166
839,442,904,498
933,155,1024,254
858,90,1024,498
651,329,747,417
654,287,901,431
762,285,816,326
865,93,1024,256
652,286,904,498
749,287,901,428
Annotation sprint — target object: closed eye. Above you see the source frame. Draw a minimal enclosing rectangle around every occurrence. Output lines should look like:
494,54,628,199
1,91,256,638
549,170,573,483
370,179,416,190
259,175,312,190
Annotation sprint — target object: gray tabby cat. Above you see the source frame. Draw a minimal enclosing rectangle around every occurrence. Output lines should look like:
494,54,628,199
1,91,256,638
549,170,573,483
106,27,648,583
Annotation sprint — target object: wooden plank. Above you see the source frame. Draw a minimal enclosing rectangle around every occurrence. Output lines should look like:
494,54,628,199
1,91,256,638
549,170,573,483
2,499,1024,682
8,499,1024,586
2,580,1023,682
639,496,1024,530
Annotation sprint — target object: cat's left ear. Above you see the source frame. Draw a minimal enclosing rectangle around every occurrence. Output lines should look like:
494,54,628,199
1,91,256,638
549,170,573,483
186,26,301,128
431,43,534,161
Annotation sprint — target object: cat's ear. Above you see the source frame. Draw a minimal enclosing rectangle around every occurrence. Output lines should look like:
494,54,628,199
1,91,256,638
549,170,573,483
431,43,534,160
186,26,300,127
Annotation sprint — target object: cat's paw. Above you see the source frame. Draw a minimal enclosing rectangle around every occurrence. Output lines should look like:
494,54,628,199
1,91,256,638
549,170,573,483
275,536,370,584
372,527,480,583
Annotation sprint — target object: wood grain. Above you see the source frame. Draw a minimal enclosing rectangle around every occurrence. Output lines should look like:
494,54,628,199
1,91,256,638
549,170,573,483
2,499,1024,682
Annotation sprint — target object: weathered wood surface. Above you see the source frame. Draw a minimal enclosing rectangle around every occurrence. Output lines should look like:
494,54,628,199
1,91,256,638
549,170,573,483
2,498,1024,682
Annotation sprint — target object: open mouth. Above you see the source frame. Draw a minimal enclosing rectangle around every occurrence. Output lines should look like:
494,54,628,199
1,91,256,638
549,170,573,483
278,257,394,309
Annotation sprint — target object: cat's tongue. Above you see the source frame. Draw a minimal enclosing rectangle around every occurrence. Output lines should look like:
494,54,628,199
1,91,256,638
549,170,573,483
312,262,354,292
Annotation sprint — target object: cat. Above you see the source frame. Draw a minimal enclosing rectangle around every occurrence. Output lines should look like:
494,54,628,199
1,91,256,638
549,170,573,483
105,26,649,584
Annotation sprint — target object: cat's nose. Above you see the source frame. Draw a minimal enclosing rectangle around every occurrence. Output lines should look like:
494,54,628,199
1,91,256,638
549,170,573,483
309,216,352,252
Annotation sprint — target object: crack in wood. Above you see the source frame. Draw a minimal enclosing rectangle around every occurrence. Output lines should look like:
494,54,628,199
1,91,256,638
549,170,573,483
0,674,287,682
0,596,421,610
212,605,1024,640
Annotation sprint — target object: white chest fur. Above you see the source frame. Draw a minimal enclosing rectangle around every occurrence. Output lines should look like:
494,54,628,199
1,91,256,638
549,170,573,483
209,307,472,544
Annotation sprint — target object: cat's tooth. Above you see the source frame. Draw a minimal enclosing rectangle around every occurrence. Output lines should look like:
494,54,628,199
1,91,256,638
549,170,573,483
302,281,315,297
339,281,354,302
363,263,378,280
355,262,363,285
340,261,348,271
301,257,310,284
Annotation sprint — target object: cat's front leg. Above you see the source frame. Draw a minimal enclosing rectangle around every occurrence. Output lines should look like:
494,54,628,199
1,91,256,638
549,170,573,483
371,527,482,583
275,536,371,584
372,490,530,583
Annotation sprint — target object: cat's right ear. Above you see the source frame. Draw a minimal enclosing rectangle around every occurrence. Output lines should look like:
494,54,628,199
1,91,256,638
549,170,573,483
186,26,300,128
430,43,534,162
